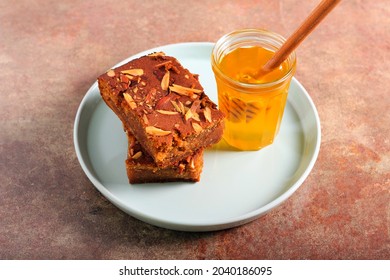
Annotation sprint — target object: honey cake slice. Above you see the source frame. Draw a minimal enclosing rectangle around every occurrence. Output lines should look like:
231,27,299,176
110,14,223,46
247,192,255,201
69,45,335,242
98,52,224,167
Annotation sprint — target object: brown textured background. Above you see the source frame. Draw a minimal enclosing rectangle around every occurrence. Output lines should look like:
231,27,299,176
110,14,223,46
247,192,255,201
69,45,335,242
0,0,389,259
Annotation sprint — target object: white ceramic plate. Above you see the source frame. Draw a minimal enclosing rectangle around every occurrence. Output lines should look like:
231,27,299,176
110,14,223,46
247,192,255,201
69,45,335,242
74,42,321,232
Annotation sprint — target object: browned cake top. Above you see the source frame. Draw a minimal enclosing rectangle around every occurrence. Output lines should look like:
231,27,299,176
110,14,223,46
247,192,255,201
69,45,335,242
99,52,224,146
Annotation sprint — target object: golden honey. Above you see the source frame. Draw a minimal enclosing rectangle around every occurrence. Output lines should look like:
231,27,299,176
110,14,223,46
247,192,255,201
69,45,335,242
211,29,296,150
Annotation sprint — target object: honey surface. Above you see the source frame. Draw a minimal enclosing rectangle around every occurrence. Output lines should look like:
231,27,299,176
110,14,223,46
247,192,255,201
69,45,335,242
219,46,289,84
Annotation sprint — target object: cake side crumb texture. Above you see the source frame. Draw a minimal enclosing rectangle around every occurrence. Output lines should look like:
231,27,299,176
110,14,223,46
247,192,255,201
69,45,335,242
125,131,203,184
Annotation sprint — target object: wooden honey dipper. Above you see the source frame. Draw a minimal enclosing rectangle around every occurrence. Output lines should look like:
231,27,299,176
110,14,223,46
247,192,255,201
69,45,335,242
254,0,341,80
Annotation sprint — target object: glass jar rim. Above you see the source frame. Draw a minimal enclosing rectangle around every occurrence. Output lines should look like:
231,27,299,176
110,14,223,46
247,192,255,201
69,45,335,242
211,28,297,90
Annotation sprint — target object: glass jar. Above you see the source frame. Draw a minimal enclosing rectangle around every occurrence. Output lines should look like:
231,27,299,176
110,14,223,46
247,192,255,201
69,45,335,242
211,29,297,150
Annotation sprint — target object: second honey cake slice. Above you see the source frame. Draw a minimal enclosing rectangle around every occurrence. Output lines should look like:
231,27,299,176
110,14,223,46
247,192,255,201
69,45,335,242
98,52,224,167
125,131,203,184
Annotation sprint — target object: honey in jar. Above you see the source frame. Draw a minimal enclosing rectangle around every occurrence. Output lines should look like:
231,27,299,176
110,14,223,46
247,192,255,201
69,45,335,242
211,29,296,150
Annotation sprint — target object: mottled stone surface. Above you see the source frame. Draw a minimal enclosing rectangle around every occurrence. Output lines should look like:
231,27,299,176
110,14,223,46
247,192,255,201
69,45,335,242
0,0,389,259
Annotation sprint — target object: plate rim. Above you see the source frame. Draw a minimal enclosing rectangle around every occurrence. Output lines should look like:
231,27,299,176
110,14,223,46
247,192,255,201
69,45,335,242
73,42,321,231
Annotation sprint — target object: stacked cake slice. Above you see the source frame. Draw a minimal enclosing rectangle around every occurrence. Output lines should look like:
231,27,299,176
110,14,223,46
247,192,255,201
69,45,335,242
97,52,224,183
